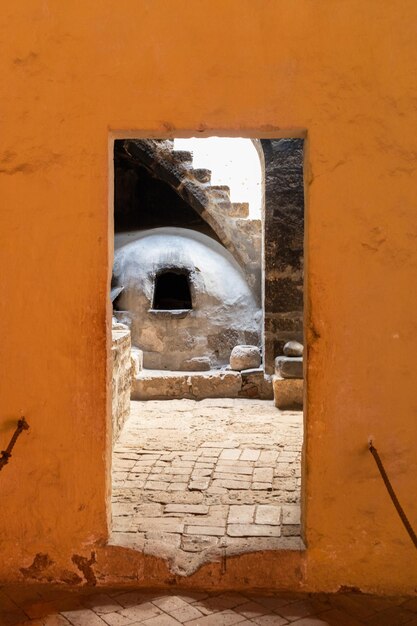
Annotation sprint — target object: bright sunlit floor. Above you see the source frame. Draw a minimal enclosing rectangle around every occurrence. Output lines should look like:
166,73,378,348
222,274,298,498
110,398,303,575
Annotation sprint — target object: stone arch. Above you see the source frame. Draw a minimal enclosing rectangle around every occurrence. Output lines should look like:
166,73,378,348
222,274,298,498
116,139,262,300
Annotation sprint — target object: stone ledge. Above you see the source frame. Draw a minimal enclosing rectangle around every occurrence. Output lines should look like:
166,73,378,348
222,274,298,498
147,308,193,319
132,368,273,401
111,327,131,345
275,356,303,379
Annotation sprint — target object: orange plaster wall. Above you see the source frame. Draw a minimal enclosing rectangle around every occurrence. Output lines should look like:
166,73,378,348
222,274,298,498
1,0,417,594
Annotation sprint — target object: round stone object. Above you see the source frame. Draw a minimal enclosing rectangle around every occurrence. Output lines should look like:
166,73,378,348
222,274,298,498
283,340,303,357
230,345,261,371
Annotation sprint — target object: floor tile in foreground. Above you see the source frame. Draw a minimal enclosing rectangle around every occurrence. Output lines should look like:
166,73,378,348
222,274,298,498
1,585,415,625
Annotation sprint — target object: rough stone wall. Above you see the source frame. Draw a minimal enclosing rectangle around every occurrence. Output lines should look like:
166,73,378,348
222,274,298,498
111,328,132,444
262,139,304,373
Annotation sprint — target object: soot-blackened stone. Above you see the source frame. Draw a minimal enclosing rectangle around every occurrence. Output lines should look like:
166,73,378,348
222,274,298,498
275,356,303,379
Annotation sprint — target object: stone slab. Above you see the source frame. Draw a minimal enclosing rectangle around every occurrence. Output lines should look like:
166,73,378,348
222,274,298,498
282,504,301,525
164,504,209,515
273,376,304,410
190,371,242,399
183,356,212,371
132,368,275,401
275,356,303,379
239,369,274,400
185,525,225,536
227,524,282,537
255,505,282,525
228,505,255,524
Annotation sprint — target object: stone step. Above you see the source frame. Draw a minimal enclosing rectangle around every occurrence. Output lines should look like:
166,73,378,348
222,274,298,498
172,149,193,165
229,202,249,218
209,185,232,209
193,168,212,184
131,368,272,401
234,217,262,230
210,185,231,195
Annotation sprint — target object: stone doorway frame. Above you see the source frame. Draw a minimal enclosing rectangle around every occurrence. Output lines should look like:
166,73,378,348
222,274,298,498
107,128,309,549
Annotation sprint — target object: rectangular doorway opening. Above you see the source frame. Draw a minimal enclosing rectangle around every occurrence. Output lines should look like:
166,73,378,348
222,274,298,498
109,135,306,574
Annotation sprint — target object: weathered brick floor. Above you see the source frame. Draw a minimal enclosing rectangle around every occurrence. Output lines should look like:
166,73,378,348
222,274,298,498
2,584,417,625
111,400,303,574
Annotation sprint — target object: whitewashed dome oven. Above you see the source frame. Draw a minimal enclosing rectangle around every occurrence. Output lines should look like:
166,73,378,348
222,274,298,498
113,227,261,371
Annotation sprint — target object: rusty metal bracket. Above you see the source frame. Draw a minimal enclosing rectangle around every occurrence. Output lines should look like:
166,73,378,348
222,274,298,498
0,417,30,472
369,439,417,549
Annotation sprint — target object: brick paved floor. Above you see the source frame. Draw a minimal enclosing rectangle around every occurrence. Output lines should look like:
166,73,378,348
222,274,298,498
111,400,303,574
1,584,417,625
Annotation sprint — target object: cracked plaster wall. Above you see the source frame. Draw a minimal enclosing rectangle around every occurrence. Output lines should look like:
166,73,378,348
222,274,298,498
0,0,417,594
